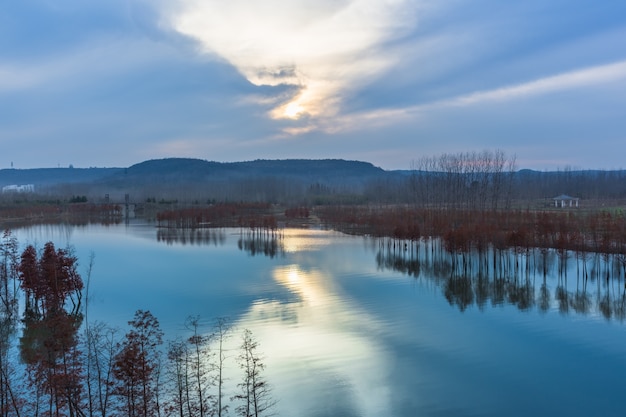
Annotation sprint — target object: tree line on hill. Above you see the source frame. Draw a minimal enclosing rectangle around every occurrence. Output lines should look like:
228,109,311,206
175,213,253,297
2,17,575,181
2,152,626,205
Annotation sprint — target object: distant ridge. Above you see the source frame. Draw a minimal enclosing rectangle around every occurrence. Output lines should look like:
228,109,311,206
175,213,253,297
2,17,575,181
0,158,388,191
0,158,379,181
113,158,386,184
125,158,383,175
2,158,626,203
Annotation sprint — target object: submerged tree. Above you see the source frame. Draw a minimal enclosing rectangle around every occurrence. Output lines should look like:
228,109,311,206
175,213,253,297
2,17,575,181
233,329,275,417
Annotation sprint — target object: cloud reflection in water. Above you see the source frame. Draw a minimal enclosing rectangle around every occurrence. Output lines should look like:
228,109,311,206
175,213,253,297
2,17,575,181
234,263,393,416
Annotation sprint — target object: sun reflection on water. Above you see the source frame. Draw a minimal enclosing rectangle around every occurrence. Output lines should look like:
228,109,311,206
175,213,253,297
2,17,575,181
280,228,337,253
233,263,394,416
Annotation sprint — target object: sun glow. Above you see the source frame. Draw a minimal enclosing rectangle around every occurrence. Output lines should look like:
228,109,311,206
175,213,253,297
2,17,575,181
283,102,305,119
274,265,326,306
171,0,416,127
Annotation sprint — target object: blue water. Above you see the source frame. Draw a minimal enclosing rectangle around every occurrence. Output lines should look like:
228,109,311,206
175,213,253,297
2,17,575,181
13,222,626,417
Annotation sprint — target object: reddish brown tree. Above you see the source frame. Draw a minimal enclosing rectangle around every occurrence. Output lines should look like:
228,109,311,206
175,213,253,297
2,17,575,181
113,310,163,417
18,242,83,319
18,242,85,417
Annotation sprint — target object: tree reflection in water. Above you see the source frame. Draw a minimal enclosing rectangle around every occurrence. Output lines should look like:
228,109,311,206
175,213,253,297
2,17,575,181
374,236,626,320
237,235,285,259
157,228,227,246
156,227,286,258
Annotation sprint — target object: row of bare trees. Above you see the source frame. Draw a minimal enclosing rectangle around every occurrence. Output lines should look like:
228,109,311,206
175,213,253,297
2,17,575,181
0,204,122,227
0,234,275,417
409,150,516,211
317,206,626,261
83,313,274,417
155,203,274,230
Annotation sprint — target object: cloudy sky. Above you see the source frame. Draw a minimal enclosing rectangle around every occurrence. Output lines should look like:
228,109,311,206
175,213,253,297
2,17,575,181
2,0,626,170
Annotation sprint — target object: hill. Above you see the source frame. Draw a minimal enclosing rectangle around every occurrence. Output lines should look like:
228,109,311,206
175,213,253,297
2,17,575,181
116,158,385,182
2,158,626,205
0,158,393,202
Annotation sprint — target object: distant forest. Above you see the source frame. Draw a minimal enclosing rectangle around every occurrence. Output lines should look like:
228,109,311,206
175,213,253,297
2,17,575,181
0,152,625,206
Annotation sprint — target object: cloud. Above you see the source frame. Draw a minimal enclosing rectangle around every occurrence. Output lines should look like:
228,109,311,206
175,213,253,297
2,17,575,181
443,60,626,107
0,35,182,95
0,65,41,91
317,59,626,134
169,0,418,121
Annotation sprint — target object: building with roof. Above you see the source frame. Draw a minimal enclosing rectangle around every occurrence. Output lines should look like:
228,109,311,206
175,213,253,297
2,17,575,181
552,194,579,208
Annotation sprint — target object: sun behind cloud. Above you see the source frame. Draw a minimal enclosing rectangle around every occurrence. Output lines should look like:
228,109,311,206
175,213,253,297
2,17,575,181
170,0,417,124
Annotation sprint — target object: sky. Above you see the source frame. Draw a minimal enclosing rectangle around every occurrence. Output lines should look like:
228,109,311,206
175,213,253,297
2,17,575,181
2,0,626,171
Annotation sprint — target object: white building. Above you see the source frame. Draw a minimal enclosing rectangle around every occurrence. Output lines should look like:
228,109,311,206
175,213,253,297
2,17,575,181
1,184,35,193
552,194,579,208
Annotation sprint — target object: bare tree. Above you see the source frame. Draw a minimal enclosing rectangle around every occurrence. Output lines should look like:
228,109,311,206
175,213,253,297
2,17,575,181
84,322,119,417
212,317,232,417
165,340,188,417
0,230,20,416
185,316,212,417
233,329,275,417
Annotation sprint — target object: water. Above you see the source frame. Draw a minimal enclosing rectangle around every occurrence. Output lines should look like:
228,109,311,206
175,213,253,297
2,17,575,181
11,222,626,417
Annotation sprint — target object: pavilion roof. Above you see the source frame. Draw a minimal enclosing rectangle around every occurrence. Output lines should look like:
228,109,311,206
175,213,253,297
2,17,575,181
552,194,578,200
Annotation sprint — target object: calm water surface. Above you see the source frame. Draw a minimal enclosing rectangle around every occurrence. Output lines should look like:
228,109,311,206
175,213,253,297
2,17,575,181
13,221,626,417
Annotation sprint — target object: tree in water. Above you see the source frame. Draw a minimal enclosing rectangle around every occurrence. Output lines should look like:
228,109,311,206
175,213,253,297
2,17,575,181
18,241,84,417
233,329,275,417
19,242,83,319
113,310,163,417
